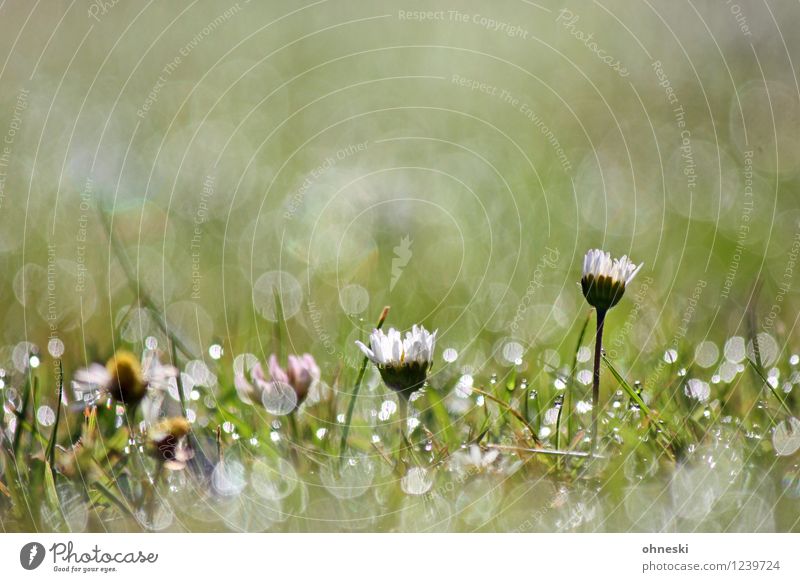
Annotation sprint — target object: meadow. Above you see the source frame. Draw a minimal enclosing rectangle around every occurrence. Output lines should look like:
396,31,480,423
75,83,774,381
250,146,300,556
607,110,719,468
1,0,799,532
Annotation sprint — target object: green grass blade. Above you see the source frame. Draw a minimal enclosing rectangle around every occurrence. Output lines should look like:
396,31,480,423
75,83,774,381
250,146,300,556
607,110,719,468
602,354,675,460
559,312,591,452
13,374,32,460
97,207,197,359
272,285,284,358
748,358,794,418
92,481,137,521
472,387,541,445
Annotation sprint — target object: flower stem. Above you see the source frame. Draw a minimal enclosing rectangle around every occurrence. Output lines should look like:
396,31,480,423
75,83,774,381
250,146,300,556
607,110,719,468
46,360,64,482
396,395,411,457
338,306,390,467
397,396,409,439
591,308,607,453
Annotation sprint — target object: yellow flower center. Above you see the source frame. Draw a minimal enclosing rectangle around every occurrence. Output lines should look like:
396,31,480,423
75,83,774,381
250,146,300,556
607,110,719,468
105,350,145,404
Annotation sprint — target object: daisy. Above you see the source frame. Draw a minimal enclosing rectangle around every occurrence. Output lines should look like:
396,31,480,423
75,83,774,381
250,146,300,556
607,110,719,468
580,249,643,452
234,353,320,412
581,248,643,311
451,444,500,471
355,324,437,399
146,417,192,470
72,349,178,410
268,353,320,405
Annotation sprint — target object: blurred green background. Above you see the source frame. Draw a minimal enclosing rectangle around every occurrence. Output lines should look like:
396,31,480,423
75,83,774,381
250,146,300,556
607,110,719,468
1,0,799,379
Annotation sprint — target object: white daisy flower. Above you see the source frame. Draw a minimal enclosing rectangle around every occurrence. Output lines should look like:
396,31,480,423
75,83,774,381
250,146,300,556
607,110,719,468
355,325,437,398
581,248,643,311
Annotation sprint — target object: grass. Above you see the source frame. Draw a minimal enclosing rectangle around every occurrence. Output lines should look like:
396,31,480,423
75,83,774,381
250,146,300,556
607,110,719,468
1,293,798,532
0,220,797,533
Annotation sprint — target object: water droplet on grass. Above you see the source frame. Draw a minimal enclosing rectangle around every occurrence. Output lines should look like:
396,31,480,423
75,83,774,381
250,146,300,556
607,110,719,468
233,353,258,376
208,344,223,359
399,495,452,532
36,405,55,426
454,374,473,398
718,361,738,383
782,468,800,498
220,496,280,532
212,460,247,496
724,336,746,363
455,476,502,527
12,342,36,372
42,483,89,532
773,417,800,456
186,360,217,388
401,467,433,495
261,381,297,415
442,348,458,363
543,407,560,425
251,458,298,500
136,501,174,531
320,455,375,499
253,270,302,322
747,333,778,366
339,284,369,314
47,339,65,358
685,379,710,402
695,341,719,368
378,399,397,421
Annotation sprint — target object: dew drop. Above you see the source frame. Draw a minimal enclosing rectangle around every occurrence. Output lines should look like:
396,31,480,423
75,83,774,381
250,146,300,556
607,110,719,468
454,374,473,398
773,417,800,456
208,344,223,360
261,381,298,415
694,341,719,368
47,339,65,358
401,467,433,495
685,379,710,402
442,348,458,363
724,336,746,363
37,405,56,427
